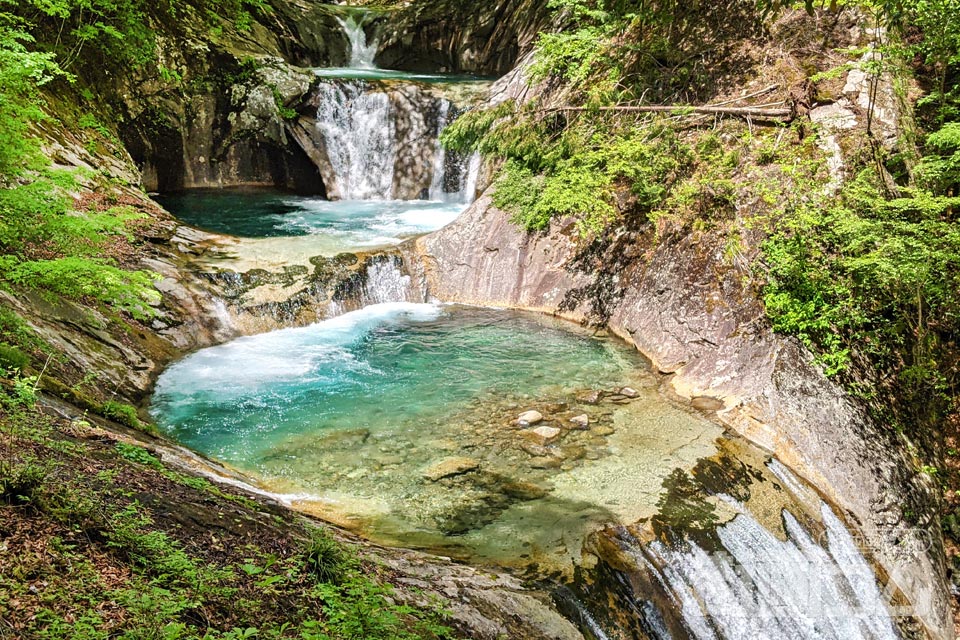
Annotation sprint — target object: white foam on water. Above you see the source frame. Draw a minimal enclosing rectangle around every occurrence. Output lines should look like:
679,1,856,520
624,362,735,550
154,302,443,399
273,199,464,242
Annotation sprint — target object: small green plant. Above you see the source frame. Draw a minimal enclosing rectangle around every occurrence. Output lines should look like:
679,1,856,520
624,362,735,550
101,400,143,429
303,527,351,585
115,442,164,470
0,457,49,507
0,343,30,370
271,87,298,120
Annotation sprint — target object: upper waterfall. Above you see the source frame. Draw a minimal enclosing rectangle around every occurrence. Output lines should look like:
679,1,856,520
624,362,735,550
305,80,482,202
336,12,378,69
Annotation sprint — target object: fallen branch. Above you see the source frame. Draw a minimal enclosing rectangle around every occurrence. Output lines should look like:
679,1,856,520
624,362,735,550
543,104,793,120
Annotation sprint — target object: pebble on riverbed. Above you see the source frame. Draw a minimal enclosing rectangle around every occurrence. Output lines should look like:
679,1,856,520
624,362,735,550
569,414,590,429
578,390,603,404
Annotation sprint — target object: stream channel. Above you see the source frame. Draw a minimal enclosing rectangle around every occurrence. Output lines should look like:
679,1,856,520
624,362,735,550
150,9,905,639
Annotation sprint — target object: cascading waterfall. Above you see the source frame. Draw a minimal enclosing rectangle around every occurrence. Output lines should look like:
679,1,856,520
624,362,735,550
584,456,901,640
357,256,415,305
306,8,482,203
641,502,899,640
337,12,378,69
327,255,421,317
313,81,397,201
310,80,480,202
428,101,482,202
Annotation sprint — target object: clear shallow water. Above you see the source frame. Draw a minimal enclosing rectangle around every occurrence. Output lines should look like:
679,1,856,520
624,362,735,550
152,304,638,461
153,189,464,241
151,304,723,568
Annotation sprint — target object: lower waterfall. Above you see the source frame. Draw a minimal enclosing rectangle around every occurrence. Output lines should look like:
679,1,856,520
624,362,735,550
574,446,903,640
641,502,898,640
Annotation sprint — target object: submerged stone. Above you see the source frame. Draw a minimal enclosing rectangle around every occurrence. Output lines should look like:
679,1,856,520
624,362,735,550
578,390,603,404
691,396,724,411
527,426,561,446
570,414,590,429
422,456,480,481
517,410,544,426
619,387,639,398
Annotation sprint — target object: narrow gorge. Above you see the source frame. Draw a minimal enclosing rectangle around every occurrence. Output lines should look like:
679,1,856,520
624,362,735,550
0,1,957,640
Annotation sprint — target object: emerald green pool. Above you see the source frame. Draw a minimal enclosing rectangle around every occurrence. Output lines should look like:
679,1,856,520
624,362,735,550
151,303,722,569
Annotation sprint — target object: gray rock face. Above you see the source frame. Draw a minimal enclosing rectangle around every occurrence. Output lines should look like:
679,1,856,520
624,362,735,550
406,197,952,639
374,0,552,76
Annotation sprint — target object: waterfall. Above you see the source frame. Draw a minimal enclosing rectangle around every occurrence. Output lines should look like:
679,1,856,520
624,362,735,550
427,101,451,201
313,81,396,200
427,101,482,203
568,450,903,640
337,12,378,69
328,255,421,317
360,256,414,305
639,500,899,640
310,80,480,202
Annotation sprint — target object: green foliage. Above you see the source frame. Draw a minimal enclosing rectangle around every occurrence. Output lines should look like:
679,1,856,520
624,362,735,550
448,102,689,234
0,455,49,507
271,86,297,120
0,343,29,371
107,503,210,586
115,442,163,469
0,171,161,318
0,20,64,175
762,161,960,428
6,257,161,319
2,370,39,407
0,306,46,353
915,122,960,193
530,5,610,84
0,402,454,640
908,0,960,122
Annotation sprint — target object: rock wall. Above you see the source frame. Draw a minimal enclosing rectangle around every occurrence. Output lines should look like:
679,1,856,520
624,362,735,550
375,0,552,75
114,0,354,194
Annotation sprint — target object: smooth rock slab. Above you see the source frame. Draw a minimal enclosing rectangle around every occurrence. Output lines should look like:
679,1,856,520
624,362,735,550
691,396,724,411
517,410,544,426
422,457,481,482
526,426,561,446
